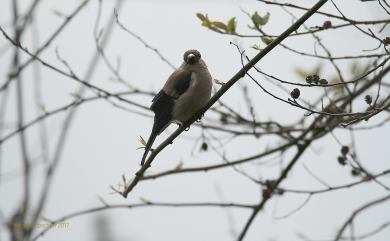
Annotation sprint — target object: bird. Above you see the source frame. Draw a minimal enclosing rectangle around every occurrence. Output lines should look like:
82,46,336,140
141,49,213,165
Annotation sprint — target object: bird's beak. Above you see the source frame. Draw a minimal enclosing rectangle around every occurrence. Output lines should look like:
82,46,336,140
187,53,197,64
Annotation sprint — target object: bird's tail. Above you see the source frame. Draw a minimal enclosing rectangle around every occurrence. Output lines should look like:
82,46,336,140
141,128,158,165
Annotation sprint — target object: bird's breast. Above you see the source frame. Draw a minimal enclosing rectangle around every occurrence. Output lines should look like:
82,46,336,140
172,70,212,122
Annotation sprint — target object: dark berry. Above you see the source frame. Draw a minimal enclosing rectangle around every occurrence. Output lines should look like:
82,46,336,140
306,75,313,84
383,37,390,46
341,146,349,155
201,142,208,151
291,88,300,99
312,75,320,84
220,113,228,123
351,168,361,176
365,95,372,105
323,21,332,29
337,156,346,165
319,78,328,85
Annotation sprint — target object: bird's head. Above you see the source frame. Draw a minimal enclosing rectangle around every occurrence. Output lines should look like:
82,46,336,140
183,49,201,65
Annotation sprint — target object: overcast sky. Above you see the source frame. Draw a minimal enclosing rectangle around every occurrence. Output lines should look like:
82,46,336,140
1,1,389,241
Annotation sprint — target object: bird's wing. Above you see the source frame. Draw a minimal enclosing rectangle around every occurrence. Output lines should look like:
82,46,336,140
141,69,193,164
150,90,174,133
162,68,193,98
150,68,192,132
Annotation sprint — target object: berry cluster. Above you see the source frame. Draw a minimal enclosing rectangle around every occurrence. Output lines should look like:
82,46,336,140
305,74,328,85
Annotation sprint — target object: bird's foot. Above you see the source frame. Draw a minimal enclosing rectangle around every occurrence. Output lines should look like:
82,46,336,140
196,108,206,121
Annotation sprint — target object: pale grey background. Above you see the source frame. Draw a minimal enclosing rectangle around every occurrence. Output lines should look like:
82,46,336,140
1,0,389,241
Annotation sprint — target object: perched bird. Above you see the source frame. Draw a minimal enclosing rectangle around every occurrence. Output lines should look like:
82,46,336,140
141,49,213,165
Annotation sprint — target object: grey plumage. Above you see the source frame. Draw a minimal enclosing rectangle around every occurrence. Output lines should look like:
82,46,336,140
141,49,212,165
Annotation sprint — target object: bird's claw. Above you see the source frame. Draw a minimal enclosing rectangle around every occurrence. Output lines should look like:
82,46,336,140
197,109,206,121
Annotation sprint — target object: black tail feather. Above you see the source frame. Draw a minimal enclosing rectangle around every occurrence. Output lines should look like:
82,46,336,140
141,128,158,165
141,90,174,165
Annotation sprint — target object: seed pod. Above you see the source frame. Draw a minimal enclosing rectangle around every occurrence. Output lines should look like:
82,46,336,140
341,146,349,155
291,88,300,99
351,168,361,177
312,75,320,84
365,95,372,105
323,20,332,29
319,78,328,85
337,156,346,166
383,37,390,46
201,142,208,151
306,75,313,84
220,113,228,123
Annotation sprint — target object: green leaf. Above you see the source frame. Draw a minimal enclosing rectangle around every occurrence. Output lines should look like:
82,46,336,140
174,160,184,170
197,13,213,28
260,12,270,25
212,21,227,31
252,12,261,29
261,36,272,45
138,135,147,146
251,12,270,29
214,79,225,85
226,17,236,33
201,18,213,28
251,44,262,50
196,13,206,21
